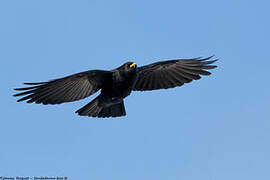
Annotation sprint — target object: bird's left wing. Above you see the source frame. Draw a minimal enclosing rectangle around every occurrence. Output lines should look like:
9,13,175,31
133,56,217,91
14,70,111,105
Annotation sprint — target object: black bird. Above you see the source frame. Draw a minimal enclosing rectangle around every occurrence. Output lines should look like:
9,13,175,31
14,56,217,118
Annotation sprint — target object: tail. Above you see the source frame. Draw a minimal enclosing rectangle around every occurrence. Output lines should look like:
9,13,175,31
76,97,126,118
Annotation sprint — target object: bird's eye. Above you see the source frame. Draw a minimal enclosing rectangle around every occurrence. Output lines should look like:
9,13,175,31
129,63,136,69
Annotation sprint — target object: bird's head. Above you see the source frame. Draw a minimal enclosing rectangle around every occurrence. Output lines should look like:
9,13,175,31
116,62,137,77
123,62,137,72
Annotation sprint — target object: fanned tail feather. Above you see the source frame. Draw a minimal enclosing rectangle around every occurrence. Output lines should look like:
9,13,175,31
76,97,126,118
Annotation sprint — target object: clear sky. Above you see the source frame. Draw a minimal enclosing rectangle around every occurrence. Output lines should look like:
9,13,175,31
1,0,270,179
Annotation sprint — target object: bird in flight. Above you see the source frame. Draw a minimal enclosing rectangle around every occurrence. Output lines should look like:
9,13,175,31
14,56,217,118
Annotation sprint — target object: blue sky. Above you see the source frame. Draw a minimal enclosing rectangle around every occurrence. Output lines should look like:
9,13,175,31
1,0,270,179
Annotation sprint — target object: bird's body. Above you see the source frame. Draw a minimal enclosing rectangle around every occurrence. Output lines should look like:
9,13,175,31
102,63,138,101
14,56,217,118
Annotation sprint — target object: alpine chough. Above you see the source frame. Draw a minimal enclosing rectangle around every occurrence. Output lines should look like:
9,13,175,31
14,56,217,118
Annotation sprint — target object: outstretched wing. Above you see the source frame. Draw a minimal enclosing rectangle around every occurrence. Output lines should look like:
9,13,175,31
133,56,217,91
14,70,111,105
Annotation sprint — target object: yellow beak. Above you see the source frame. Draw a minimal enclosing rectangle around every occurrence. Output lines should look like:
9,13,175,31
130,63,136,68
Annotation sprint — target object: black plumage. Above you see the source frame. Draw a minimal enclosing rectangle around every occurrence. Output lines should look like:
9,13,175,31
14,56,217,118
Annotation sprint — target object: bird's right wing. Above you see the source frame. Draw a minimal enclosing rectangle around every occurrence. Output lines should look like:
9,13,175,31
14,70,111,105
133,56,217,91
